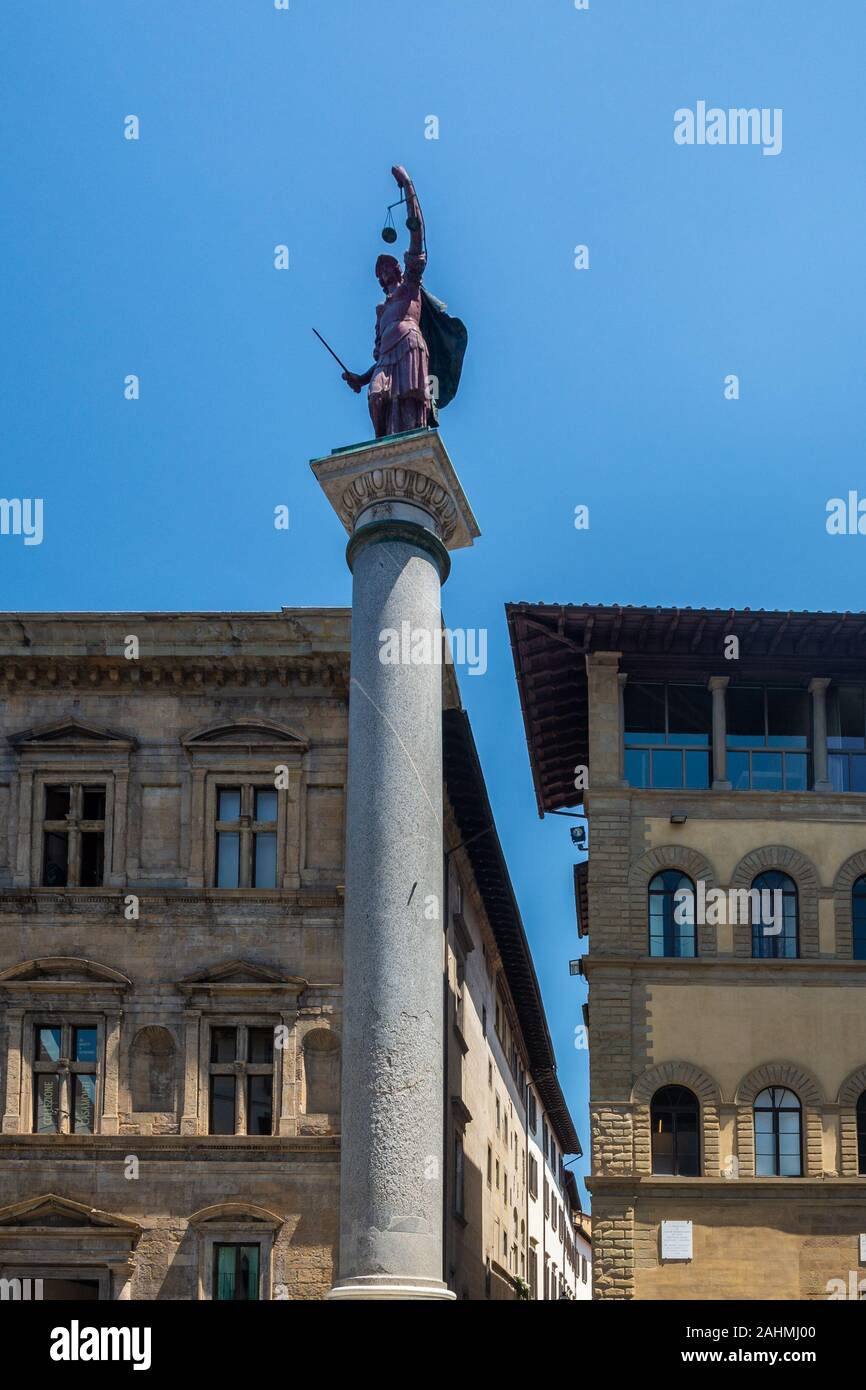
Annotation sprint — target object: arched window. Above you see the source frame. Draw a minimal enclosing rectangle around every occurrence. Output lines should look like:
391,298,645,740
853,878,866,960
648,871,696,957
754,1087,802,1176
651,1086,700,1176
858,1092,866,1176
750,871,798,959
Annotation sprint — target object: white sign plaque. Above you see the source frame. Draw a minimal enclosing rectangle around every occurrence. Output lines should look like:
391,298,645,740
859,1233,866,1264
661,1220,693,1261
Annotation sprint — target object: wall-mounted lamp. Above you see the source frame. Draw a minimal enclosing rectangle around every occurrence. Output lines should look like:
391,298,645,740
569,960,580,976
670,813,688,825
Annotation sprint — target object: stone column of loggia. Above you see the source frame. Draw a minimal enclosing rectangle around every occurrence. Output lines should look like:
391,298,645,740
312,432,479,1301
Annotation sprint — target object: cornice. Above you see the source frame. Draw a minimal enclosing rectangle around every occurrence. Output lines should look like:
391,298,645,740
0,656,350,696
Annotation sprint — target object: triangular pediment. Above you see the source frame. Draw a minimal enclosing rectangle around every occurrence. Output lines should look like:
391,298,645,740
178,958,296,988
9,717,135,750
0,1194,141,1235
0,957,132,989
176,959,308,994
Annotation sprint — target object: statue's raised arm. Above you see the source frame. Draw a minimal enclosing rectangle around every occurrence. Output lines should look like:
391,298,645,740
392,165,426,279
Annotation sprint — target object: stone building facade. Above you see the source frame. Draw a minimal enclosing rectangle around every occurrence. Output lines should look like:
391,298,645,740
0,610,579,1300
508,602,866,1301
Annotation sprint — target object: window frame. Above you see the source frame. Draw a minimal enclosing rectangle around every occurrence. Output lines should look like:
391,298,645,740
650,1084,701,1177
213,783,279,889
750,871,799,960
648,870,698,958
29,1017,103,1136
623,681,712,791
726,685,811,792
206,1021,276,1136
753,1086,803,1178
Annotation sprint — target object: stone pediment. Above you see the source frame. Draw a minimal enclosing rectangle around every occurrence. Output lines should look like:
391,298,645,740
0,956,131,993
188,1202,283,1228
0,1194,141,1237
177,959,307,995
183,720,307,753
8,717,135,752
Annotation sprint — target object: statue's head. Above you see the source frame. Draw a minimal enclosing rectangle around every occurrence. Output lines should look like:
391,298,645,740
375,254,402,295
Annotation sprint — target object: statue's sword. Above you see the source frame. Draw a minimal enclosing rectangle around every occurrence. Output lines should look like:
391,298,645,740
312,327,351,375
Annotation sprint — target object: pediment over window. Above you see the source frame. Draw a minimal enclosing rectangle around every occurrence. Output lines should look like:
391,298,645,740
0,956,131,994
8,718,136,753
182,720,307,754
188,1202,283,1229
176,959,308,995
0,1194,141,1239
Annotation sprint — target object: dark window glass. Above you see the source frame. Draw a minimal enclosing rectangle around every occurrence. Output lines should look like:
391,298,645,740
651,1085,700,1176
253,833,277,888
650,749,683,789
81,787,106,820
828,686,865,747
685,750,711,788
751,871,798,959
666,685,711,744
210,1026,237,1063
852,757,866,793
73,1075,96,1133
246,1075,273,1135
766,689,809,747
853,877,866,960
209,1074,236,1135
214,1243,260,1301
858,1092,866,1176
247,1027,274,1064
34,1074,60,1133
79,831,104,886
648,871,696,958
45,786,71,819
41,1279,101,1300
43,832,68,887
37,1027,62,1062
74,1027,98,1062
623,683,665,739
727,687,765,742
255,789,277,822
754,1087,801,1177
216,832,240,887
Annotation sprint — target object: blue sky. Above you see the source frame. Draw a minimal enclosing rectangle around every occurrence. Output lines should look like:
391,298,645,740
4,1,866,1204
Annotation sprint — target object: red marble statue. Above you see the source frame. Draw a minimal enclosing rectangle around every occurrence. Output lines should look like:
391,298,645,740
342,166,432,438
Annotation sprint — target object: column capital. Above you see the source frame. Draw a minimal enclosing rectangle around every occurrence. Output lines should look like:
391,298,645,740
311,430,479,551
708,674,730,691
808,676,832,694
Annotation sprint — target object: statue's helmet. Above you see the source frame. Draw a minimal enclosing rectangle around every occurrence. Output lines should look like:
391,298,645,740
375,254,401,284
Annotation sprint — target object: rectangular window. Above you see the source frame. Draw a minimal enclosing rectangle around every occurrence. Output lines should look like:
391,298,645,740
487,1143,492,1186
528,1153,538,1200
624,683,711,790
727,686,810,791
32,1021,99,1134
214,785,279,888
454,1133,465,1219
208,1024,275,1136
41,784,107,887
828,685,866,791
214,1243,260,1301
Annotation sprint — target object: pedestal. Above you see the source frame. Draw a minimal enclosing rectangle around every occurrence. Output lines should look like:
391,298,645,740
312,429,479,1301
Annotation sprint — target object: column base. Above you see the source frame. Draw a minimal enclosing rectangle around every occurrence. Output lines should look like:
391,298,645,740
327,1275,456,1301
711,780,732,791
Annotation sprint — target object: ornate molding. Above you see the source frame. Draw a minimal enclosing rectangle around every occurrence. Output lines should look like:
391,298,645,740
341,467,459,543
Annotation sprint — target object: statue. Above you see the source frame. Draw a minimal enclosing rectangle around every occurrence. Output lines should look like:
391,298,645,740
337,166,467,439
